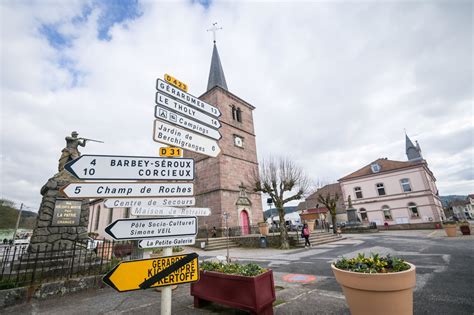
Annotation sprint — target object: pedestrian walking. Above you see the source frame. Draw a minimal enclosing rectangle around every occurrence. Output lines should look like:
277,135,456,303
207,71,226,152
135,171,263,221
302,224,311,248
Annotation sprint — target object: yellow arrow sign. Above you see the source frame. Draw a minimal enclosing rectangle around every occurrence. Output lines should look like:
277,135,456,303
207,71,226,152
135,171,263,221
103,253,199,292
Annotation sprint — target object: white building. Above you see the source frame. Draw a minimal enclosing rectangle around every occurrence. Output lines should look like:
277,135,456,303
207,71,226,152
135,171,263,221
338,135,444,228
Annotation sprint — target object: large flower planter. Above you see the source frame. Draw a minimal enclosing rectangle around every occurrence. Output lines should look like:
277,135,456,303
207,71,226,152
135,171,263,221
444,225,457,237
331,263,416,315
460,225,471,235
191,269,276,315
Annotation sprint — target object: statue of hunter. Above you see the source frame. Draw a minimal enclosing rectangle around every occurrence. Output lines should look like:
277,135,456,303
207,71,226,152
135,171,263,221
58,131,86,171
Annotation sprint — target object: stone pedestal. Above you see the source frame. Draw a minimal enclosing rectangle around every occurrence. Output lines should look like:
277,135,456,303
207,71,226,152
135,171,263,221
29,170,89,252
346,208,358,224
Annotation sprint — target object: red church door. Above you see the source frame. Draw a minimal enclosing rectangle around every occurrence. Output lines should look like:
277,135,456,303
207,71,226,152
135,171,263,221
240,210,250,235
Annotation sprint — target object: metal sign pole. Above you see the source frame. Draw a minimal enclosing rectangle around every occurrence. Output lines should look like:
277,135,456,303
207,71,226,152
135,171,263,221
161,246,173,315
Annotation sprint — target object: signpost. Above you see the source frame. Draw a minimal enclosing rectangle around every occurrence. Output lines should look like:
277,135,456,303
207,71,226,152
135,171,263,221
155,106,222,140
155,92,221,128
131,206,211,217
103,253,199,292
156,79,221,118
64,154,194,181
138,236,195,249
104,216,197,240
153,120,221,157
61,182,194,198
104,197,196,209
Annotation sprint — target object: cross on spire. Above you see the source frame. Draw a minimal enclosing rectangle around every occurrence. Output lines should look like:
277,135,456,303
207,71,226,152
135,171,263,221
207,22,222,43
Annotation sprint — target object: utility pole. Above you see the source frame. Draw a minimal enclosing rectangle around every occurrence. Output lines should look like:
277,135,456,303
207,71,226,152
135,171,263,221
223,212,230,263
13,203,24,241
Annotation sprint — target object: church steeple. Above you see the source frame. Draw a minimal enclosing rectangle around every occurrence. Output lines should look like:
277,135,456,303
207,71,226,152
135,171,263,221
207,43,228,91
406,134,423,161
206,23,228,91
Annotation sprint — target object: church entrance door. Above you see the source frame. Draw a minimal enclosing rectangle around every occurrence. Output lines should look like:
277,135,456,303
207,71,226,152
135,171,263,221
240,210,250,235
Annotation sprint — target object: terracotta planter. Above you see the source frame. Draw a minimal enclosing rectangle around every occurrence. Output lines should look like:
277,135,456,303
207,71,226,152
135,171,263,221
444,225,457,237
191,269,275,314
258,222,269,235
331,263,416,315
460,225,471,235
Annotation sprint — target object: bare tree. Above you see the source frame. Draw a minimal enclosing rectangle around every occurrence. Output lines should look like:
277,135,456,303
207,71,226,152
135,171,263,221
252,157,310,249
317,193,339,233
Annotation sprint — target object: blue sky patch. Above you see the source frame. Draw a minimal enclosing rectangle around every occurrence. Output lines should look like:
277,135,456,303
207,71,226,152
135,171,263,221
192,0,211,9
39,24,72,49
95,0,143,41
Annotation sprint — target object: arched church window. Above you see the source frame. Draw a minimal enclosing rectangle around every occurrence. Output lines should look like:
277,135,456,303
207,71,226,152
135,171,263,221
236,107,242,122
231,105,236,120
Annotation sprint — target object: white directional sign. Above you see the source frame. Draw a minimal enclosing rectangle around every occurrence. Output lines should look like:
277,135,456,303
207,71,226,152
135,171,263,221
156,79,221,118
138,236,196,249
64,154,194,181
155,106,222,140
104,217,197,240
61,182,193,198
104,197,196,209
131,206,211,217
155,92,221,129
153,120,221,158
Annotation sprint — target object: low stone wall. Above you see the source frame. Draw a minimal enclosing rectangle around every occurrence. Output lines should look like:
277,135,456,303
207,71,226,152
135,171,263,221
0,275,104,309
382,222,438,230
231,234,282,248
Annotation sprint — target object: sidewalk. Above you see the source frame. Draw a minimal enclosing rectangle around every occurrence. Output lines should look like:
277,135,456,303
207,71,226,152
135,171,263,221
2,270,349,315
2,239,351,314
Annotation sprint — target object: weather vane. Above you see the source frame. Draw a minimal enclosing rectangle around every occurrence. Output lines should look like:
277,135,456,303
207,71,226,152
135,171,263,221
207,22,222,43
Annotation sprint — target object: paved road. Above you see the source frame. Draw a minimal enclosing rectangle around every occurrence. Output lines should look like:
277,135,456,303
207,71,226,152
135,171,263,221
3,230,473,314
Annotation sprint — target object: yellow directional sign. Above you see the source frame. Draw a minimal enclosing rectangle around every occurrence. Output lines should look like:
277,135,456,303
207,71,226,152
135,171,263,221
103,253,199,292
159,147,182,157
164,74,188,92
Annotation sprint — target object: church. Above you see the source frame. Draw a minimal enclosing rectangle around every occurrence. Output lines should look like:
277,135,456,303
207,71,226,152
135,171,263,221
87,40,263,239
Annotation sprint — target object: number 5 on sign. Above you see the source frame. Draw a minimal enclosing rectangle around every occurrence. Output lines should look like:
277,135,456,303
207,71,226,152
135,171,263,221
160,147,182,157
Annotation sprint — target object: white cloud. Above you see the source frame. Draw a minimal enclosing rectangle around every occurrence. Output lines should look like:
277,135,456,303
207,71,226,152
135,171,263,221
1,0,472,210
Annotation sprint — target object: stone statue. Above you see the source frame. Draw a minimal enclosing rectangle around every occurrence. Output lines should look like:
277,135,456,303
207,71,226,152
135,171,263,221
58,131,86,171
348,195,353,209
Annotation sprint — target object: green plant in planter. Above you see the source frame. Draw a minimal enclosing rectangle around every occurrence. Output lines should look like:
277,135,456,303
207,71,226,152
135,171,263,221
443,219,457,226
459,220,470,226
334,253,410,274
200,261,267,277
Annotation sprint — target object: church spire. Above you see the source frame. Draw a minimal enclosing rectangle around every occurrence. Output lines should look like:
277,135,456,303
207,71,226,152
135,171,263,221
206,23,228,91
405,133,423,161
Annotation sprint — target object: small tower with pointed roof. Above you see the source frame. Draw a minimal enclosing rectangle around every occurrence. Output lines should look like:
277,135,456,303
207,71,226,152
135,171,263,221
406,134,423,161
184,24,262,236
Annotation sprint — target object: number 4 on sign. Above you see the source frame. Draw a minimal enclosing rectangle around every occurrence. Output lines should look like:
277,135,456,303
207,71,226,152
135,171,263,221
160,147,182,157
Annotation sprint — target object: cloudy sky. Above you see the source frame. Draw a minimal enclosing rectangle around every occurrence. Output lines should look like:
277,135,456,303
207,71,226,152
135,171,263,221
1,0,472,211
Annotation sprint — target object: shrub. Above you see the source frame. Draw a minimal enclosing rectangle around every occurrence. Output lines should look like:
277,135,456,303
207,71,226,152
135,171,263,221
200,261,267,277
